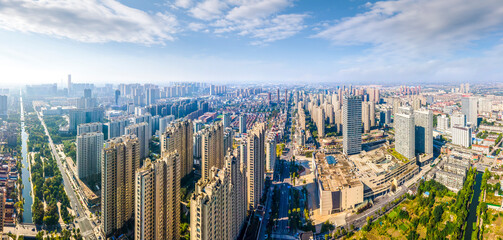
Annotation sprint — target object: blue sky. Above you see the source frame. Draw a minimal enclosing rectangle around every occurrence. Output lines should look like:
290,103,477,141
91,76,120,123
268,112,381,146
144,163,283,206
0,0,503,86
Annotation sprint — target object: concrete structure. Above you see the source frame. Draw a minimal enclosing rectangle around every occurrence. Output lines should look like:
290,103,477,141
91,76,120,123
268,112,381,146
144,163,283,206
158,115,175,135
247,122,266,210
160,120,193,179
105,117,130,139
451,113,466,127
135,153,180,240
343,96,362,155
239,114,247,134
313,153,364,215
201,122,224,180
266,138,276,172
362,102,370,133
223,112,231,128
414,109,433,154
452,126,472,148
125,122,151,160
76,132,104,180
77,122,103,136
395,106,415,159
461,96,478,126
437,115,450,131
0,95,7,118
101,136,141,237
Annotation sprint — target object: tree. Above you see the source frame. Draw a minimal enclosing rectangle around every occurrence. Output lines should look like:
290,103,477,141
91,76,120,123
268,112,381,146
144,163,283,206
43,203,59,226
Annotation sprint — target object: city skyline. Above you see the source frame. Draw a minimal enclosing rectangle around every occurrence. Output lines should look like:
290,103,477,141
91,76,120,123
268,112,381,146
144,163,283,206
1,0,503,85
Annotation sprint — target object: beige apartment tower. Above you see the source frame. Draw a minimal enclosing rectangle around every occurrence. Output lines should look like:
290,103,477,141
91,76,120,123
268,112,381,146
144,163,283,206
135,152,180,240
190,150,247,240
247,122,266,210
101,135,141,237
160,120,193,179
201,122,224,180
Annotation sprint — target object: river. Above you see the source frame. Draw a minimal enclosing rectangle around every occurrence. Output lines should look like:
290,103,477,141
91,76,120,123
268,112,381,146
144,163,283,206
20,94,33,223
464,172,483,240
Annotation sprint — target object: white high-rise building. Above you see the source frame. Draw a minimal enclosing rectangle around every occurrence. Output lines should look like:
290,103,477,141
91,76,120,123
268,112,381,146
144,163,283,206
76,132,104,180
201,123,224,180
395,106,415,159
106,117,130,139
266,138,276,172
77,122,103,136
362,102,370,133
158,115,175,135
452,126,472,148
0,95,7,118
451,113,467,127
160,120,193,179
461,97,478,126
343,96,362,155
437,115,450,131
414,109,433,154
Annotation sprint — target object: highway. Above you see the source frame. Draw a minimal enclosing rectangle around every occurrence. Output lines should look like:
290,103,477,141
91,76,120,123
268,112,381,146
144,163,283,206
36,111,97,239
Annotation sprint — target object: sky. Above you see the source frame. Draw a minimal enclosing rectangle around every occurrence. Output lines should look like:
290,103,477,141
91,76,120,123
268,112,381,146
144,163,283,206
0,0,503,86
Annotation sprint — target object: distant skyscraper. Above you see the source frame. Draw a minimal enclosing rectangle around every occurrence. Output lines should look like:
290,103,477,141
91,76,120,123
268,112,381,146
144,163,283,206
101,136,140,237
160,120,193,179
125,122,151,160
343,96,362,155
0,95,8,118
414,109,433,155
369,101,376,127
437,115,450,131
158,115,175,135
223,112,231,128
106,117,130,139
461,97,478,126
135,153,180,240
84,88,92,99
266,138,276,172
239,114,247,134
115,90,120,105
395,106,415,159
247,122,266,209
362,102,370,133
201,123,224,180
76,132,104,180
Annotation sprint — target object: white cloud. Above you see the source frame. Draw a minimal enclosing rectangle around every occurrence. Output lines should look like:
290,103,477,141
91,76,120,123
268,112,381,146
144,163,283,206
184,0,305,44
188,22,205,31
315,0,503,55
174,0,193,8
226,0,292,20
0,0,178,44
189,0,229,20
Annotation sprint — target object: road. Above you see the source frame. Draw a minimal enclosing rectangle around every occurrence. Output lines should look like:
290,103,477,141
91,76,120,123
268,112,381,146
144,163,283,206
36,111,97,240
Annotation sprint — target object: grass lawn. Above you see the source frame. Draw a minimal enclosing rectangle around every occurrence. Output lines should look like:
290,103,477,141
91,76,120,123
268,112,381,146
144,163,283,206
485,192,503,206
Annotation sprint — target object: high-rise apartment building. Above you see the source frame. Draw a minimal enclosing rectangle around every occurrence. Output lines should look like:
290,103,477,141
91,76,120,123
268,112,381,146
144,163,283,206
395,106,415,159
239,114,247,134
190,151,247,240
461,97,478,126
362,102,370,133
451,113,467,127
101,136,141,237
77,122,103,136
0,190,4,232
247,122,266,209
135,152,180,240
201,123,224,180
369,101,375,127
0,95,7,118
266,137,276,172
414,109,433,154
160,120,193,179
343,96,362,155
193,132,202,159
452,126,472,148
106,117,130,139
126,122,151,160
223,112,231,128
76,132,104,180
437,115,450,130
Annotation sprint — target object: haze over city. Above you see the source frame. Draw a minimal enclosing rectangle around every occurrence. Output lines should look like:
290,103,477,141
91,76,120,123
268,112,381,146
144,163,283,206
2,1,503,240
1,0,503,85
